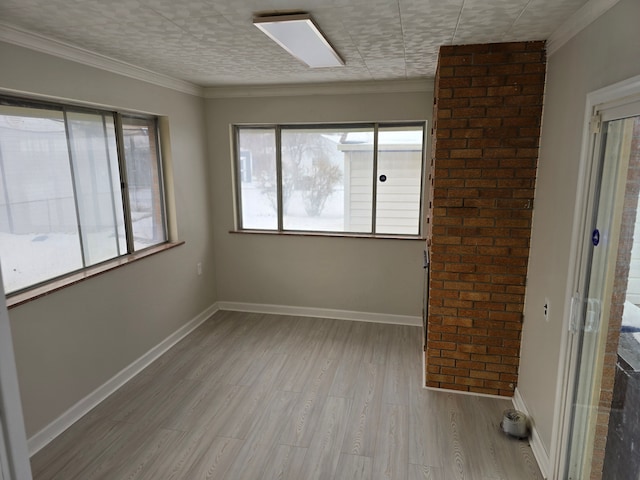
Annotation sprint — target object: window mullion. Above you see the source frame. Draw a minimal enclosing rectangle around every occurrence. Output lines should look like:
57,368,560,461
62,108,88,268
147,118,167,244
233,126,244,229
419,123,427,237
276,125,283,231
371,123,379,235
114,113,135,254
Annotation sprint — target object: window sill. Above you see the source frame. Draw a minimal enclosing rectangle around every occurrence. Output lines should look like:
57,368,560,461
6,241,184,309
229,229,425,241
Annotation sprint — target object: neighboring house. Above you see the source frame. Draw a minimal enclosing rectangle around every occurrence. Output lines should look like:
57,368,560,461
340,130,422,235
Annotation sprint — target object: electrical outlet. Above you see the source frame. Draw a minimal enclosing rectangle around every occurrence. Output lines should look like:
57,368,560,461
197,262,202,276
544,298,549,322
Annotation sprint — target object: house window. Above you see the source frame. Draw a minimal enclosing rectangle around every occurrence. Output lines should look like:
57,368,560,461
0,96,167,294
234,122,426,237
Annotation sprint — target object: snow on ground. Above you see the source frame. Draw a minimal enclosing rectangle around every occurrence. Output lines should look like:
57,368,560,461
1,231,85,293
241,183,345,232
1,185,350,294
0,215,158,293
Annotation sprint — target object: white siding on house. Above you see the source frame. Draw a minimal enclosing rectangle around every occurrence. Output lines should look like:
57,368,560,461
626,208,640,304
343,149,422,235
376,151,422,235
343,151,373,232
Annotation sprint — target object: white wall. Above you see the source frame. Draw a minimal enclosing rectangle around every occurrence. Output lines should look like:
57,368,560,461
0,42,217,437
519,0,640,454
206,91,431,317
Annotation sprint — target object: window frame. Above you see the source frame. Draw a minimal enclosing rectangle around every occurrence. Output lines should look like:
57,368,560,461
0,94,171,299
232,121,427,238
118,113,168,251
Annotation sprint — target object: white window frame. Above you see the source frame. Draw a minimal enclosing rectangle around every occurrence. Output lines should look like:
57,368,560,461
0,95,169,297
233,121,427,238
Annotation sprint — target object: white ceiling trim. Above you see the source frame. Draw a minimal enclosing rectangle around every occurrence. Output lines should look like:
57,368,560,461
204,78,434,99
546,0,620,56
0,23,204,97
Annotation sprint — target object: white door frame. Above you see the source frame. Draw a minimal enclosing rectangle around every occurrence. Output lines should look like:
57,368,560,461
0,268,32,480
550,74,640,479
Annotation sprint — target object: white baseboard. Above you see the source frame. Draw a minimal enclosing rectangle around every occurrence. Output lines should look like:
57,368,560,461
423,386,508,400
27,302,219,456
513,388,550,479
217,301,422,326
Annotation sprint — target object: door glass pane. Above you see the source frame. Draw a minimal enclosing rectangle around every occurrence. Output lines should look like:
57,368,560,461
67,111,125,265
0,105,82,293
121,116,166,250
282,127,374,233
601,115,640,479
375,125,423,235
237,128,278,230
567,114,640,479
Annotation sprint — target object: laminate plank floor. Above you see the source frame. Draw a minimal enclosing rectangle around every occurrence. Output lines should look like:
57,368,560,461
31,310,543,480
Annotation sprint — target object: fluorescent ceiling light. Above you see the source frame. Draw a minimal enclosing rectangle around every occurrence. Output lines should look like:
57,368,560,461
253,13,344,68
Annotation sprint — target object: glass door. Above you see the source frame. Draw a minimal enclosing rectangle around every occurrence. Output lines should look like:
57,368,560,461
565,102,640,479
0,414,8,480
0,268,33,479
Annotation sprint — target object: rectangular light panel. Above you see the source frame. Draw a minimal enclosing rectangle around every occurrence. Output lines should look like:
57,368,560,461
253,13,344,68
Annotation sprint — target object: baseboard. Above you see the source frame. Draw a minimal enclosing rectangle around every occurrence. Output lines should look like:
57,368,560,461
217,301,422,326
513,388,550,479
27,302,219,456
423,386,509,400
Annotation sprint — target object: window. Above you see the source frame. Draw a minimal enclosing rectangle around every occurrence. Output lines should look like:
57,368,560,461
0,96,167,294
234,122,426,236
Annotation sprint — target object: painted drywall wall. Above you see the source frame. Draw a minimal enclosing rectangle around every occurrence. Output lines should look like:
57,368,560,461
206,92,430,317
0,42,217,437
519,0,640,453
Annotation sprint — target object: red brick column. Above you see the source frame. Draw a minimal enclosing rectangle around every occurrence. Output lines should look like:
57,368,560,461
426,42,546,396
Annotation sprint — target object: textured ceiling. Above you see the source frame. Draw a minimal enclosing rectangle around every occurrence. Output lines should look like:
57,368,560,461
0,0,589,87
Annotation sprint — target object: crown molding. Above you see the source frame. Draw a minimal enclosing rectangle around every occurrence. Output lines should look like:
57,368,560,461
0,22,432,100
546,0,620,56
204,78,434,99
0,23,204,97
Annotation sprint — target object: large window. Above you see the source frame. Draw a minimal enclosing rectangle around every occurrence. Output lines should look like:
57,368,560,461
0,96,167,294
234,122,426,236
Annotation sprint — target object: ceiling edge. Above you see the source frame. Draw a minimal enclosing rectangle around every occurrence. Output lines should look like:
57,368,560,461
546,0,621,56
0,23,204,97
204,78,435,99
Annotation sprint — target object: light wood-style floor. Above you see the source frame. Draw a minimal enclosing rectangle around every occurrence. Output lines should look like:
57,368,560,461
31,311,543,480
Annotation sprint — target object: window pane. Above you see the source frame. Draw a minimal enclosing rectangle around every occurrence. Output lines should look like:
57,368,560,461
121,116,166,249
0,105,82,293
237,128,278,230
67,111,126,265
375,126,424,235
282,127,374,233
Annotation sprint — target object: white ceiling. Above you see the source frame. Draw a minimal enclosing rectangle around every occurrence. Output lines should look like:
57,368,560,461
0,0,590,88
